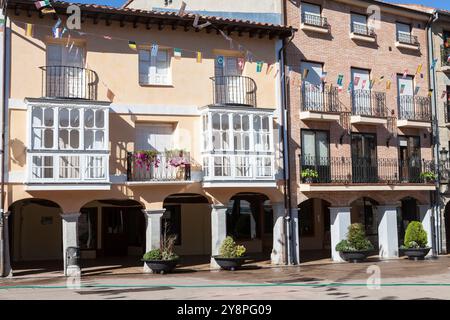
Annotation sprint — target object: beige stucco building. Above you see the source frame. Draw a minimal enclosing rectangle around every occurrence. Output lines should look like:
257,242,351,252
0,0,294,276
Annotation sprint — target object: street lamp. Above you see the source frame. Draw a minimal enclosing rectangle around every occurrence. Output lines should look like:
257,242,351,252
440,147,448,163
440,147,449,182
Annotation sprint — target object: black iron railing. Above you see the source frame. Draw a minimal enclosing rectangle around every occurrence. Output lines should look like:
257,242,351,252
40,65,98,100
398,95,431,121
301,84,340,113
126,151,191,182
351,22,376,38
351,89,387,117
300,155,435,184
396,32,419,46
301,12,329,29
211,76,257,107
441,45,450,67
445,102,450,123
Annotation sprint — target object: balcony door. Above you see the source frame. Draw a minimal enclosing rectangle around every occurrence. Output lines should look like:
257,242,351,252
398,75,414,119
398,136,421,183
351,68,371,115
46,44,85,98
351,133,377,183
301,130,330,183
300,61,324,111
215,56,243,105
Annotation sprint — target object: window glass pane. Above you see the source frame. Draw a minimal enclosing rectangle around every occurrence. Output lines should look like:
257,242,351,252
233,114,241,130
33,128,42,149
44,108,54,127
302,131,316,158
242,115,249,131
212,113,220,130
59,129,69,148
85,109,94,128
222,114,229,130
70,130,80,149
95,131,104,148
85,130,93,149
262,117,269,131
70,109,80,127
59,108,69,127
95,110,104,128
44,129,53,148
32,107,43,126
212,131,220,149
253,116,261,131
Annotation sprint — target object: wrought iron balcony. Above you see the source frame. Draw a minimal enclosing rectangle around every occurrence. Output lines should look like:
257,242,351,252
351,22,376,38
126,151,191,182
441,45,450,67
351,90,387,117
396,32,419,46
210,76,257,107
300,155,435,184
301,84,340,113
40,65,98,100
445,102,450,124
301,12,329,29
398,95,431,122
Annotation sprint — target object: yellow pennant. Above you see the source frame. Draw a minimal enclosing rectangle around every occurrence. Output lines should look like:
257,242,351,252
416,64,423,75
128,41,137,50
196,51,202,63
25,23,33,37
386,80,391,90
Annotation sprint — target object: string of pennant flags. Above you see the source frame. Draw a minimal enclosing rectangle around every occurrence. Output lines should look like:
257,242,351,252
24,0,273,75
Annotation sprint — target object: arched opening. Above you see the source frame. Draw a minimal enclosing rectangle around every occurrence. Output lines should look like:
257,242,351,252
226,193,273,259
78,199,144,261
298,198,331,262
398,197,420,244
8,198,63,275
350,197,379,248
162,193,211,262
445,202,450,253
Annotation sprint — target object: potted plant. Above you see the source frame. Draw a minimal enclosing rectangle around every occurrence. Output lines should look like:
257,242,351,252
212,236,248,271
400,221,431,260
420,171,437,183
301,168,318,183
335,223,374,263
134,150,160,170
142,225,179,274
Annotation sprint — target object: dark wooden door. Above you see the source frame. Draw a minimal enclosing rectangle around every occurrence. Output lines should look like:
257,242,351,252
102,207,128,256
351,133,377,183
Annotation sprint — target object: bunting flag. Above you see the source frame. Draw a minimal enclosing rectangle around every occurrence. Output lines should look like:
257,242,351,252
402,69,408,78
177,1,187,16
246,51,254,63
416,64,423,75
192,14,212,30
320,72,327,81
256,61,263,73
34,0,51,9
216,55,224,67
431,59,438,69
414,86,420,95
0,18,4,33
386,80,392,90
362,79,367,89
238,58,245,71
354,76,360,86
128,40,137,50
52,19,62,38
302,68,309,79
196,52,202,63
107,88,115,102
25,23,33,37
337,74,344,86
174,48,182,59
41,6,56,14
428,89,433,97
442,91,447,99
151,44,159,57
400,84,406,94
103,35,112,40
369,79,374,89
347,81,353,93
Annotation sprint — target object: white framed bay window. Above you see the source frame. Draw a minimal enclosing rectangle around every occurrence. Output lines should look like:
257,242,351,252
139,48,171,86
27,101,109,184
201,108,275,182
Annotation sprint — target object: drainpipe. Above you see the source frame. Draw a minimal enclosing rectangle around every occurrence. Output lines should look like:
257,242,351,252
0,3,7,277
427,10,440,256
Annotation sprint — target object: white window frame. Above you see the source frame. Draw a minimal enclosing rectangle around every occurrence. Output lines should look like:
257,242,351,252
139,47,172,86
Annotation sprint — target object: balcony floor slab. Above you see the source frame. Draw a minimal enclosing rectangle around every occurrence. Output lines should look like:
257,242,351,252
395,41,420,51
202,181,277,188
350,33,376,42
25,183,112,191
125,181,195,186
397,119,431,129
350,115,387,125
299,184,435,192
300,111,340,122
300,23,329,34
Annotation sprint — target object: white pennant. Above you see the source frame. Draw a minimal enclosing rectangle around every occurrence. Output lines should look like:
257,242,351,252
193,14,211,29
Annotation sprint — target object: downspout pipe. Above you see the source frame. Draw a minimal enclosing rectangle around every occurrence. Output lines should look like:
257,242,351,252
427,10,440,256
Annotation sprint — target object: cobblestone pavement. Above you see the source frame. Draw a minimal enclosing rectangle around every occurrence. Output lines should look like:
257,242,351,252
0,256,449,300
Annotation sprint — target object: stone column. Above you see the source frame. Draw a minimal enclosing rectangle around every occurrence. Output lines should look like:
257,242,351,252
210,204,227,269
418,204,433,257
377,205,399,259
290,208,300,265
142,209,165,273
330,207,351,262
270,202,285,265
3,211,12,277
61,213,81,277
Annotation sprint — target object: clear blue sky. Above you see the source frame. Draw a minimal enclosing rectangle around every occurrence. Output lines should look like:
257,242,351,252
68,0,450,11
